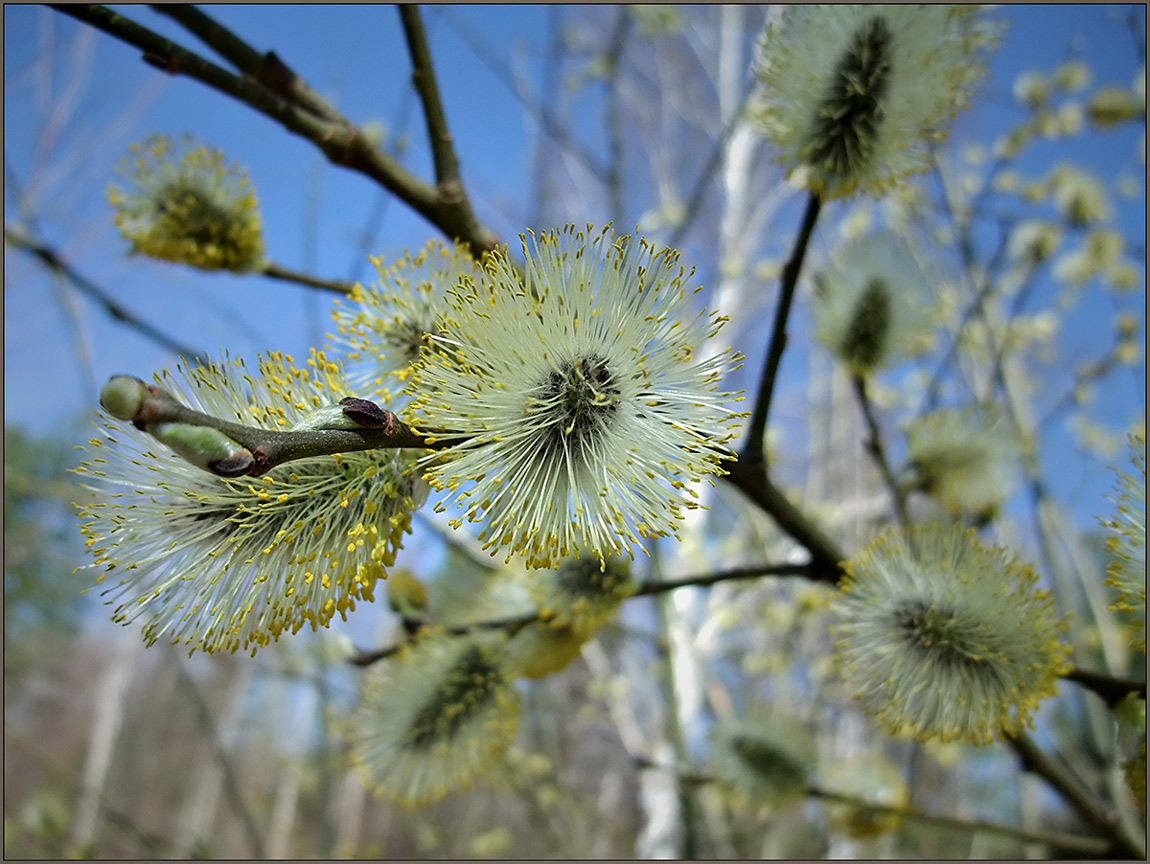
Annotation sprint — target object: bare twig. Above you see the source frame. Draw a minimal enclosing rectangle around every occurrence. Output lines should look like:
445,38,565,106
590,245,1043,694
603,7,632,227
398,5,462,189
260,261,354,296
851,374,910,529
1007,729,1144,859
722,461,845,580
1062,667,1147,707
667,76,758,251
149,4,344,122
169,654,265,858
432,5,609,182
5,226,208,363
104,375,445,476
51,5,499,256
349,560,823,666
744,190,822,461
806,785,1112,856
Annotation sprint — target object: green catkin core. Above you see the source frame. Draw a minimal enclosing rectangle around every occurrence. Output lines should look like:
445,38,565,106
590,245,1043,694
402,644,502,748
804,16,894,186
840,278,891,371
730,734,808,788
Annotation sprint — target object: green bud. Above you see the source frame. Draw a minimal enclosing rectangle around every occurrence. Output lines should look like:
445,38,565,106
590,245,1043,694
99,375,151,420
290,398,395,433
289,405,363,432
147,421,254,475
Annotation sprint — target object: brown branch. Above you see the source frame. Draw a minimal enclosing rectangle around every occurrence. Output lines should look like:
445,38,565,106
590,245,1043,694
51,4,499,257
1006,729,1144,858
149,4,344,123
260,262,354,296
806,786,1112,856
1062,667,1147,707
105,376,449,477
349,560,823,666
722,460,845,582
398,5,462,189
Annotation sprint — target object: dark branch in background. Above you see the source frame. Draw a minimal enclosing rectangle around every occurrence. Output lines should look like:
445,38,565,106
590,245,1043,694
398,5,462,189
722,461,845,580
149,4,344,123
526,6,565,230
626,758,1113,856
1007,729,1145,859
744,190,822,459
721,189,843,579
348,561,820,666
804,786,1113,857
260,262,354,296
851,374,910,530
5,227,208,363
1062,666,1147,707
51,4,499,258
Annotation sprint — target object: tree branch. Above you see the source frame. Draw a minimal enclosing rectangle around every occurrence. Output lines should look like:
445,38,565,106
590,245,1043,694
744,190,822,461
149,4,344,123
398,5,462,189
260,261,354,296
1007,729,1145,859
722,459,845,582
51,4,499,256
806,786,1112,856
348,560,822,666
1062,667,1147,707
851,374,910,530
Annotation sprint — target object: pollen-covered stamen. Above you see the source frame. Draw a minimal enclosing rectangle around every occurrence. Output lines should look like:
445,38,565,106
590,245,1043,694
839,277,891,371
402,643,503,748
804,16,893,185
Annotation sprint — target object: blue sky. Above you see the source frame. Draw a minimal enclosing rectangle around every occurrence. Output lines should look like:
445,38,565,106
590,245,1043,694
4,4,1146,542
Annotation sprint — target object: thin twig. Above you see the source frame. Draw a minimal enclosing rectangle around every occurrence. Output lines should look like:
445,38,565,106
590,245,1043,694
260,261,354,296
5,227,208,363
722,460,845,581
398,5,463,190
1062,667,1147,707
806,785,1112,856
851,374,910,530
348,560,824,666
149,4,344,122
51,4,498,256
744,190,822,462
169,653,266,858
1006,729,1144,859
